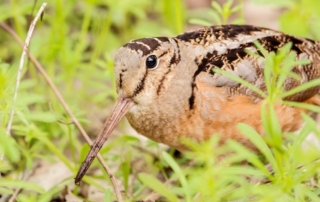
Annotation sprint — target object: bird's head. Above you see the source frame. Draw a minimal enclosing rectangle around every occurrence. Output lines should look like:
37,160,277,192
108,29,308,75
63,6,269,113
114,37,181,105
75,37,182,183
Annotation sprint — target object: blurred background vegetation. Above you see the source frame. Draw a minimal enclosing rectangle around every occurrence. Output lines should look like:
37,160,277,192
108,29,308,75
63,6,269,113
0,0,320,201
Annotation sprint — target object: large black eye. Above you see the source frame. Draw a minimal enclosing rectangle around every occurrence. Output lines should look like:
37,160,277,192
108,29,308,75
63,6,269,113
145,55,158,69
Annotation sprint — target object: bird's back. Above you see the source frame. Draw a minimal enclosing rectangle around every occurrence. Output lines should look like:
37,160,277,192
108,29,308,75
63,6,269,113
175,25,320,103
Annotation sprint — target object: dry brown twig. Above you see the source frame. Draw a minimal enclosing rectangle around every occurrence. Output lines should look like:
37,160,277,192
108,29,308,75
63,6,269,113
0,3,123,202
4,3,47,138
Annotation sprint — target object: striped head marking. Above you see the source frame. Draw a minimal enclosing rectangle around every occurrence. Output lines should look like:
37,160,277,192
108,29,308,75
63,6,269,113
114,37,181,105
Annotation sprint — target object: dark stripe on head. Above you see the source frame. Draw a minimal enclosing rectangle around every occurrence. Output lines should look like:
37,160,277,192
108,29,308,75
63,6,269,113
156,69,171,95
156,37,170,43
172,38,181,65
175,39,181,62
124,42,150,56
169,52,179,67
119,73,123,89
156,38,181,95
124,37,169,56
132,72,147,97
158,51,168,59
132,38,160,49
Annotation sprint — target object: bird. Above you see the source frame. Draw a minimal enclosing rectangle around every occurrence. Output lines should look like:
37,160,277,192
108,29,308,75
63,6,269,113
75,24,320,183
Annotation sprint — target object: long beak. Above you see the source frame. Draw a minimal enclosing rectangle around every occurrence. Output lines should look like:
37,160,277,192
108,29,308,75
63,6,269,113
75,95,134,184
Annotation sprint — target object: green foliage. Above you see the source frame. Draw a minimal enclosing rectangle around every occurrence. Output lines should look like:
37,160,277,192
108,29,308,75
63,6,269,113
0,129,21,163
0,0,320,201
189,0,245,26
138,173,179,202
249,0,320,39
162,151,191,202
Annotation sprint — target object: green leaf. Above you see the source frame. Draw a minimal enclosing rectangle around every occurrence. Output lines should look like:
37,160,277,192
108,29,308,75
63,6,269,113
38,184,66,202
79,143,90,163
0,187,13,194
27,111,58,123
279,9,310,37
138,173,179,202
35,134,73,170
293,113,318,149
162,151,191,202
0,128,21,163
283,101,320,114
222,166,264,176
282,78,320,99
208,11,222,25
253,41,269,57
0,180,45,193
211,1,222,13
261,103,282,147
213,68,266,98
121,151,132,190
227,139,272,178
189,18,212,26
237,123,278,174
104,189,112,202
0,161,12,172
230,4,242,13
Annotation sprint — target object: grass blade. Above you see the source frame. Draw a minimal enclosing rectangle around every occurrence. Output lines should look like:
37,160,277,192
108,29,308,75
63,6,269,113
138,173,179,202
282,78,320,99
162,151,191,202
213,68,266,98
237,123,278,174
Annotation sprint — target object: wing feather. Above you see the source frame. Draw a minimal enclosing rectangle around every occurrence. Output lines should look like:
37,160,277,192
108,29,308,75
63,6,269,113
178,25,320,102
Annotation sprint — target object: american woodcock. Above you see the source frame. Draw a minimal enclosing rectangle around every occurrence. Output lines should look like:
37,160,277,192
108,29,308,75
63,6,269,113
75,24,320,183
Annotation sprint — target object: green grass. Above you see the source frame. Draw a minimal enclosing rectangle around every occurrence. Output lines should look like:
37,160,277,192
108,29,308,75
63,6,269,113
0,0,320,201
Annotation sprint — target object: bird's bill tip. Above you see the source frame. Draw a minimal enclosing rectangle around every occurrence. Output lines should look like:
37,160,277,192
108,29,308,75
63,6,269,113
74,95,134,184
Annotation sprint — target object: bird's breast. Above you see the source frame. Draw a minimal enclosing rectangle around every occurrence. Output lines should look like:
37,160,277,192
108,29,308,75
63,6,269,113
125,100,209,150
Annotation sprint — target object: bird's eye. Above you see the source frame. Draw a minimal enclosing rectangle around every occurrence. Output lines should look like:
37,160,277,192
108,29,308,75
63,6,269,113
145,55,158,69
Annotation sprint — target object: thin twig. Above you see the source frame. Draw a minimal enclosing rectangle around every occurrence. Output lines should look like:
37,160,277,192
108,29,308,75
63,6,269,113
5,3,46,135
0,11,123,202
8,188,20,202
8,168,31,202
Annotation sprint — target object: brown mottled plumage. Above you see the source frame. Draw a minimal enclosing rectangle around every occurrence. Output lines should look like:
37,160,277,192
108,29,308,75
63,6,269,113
75,25,320,183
